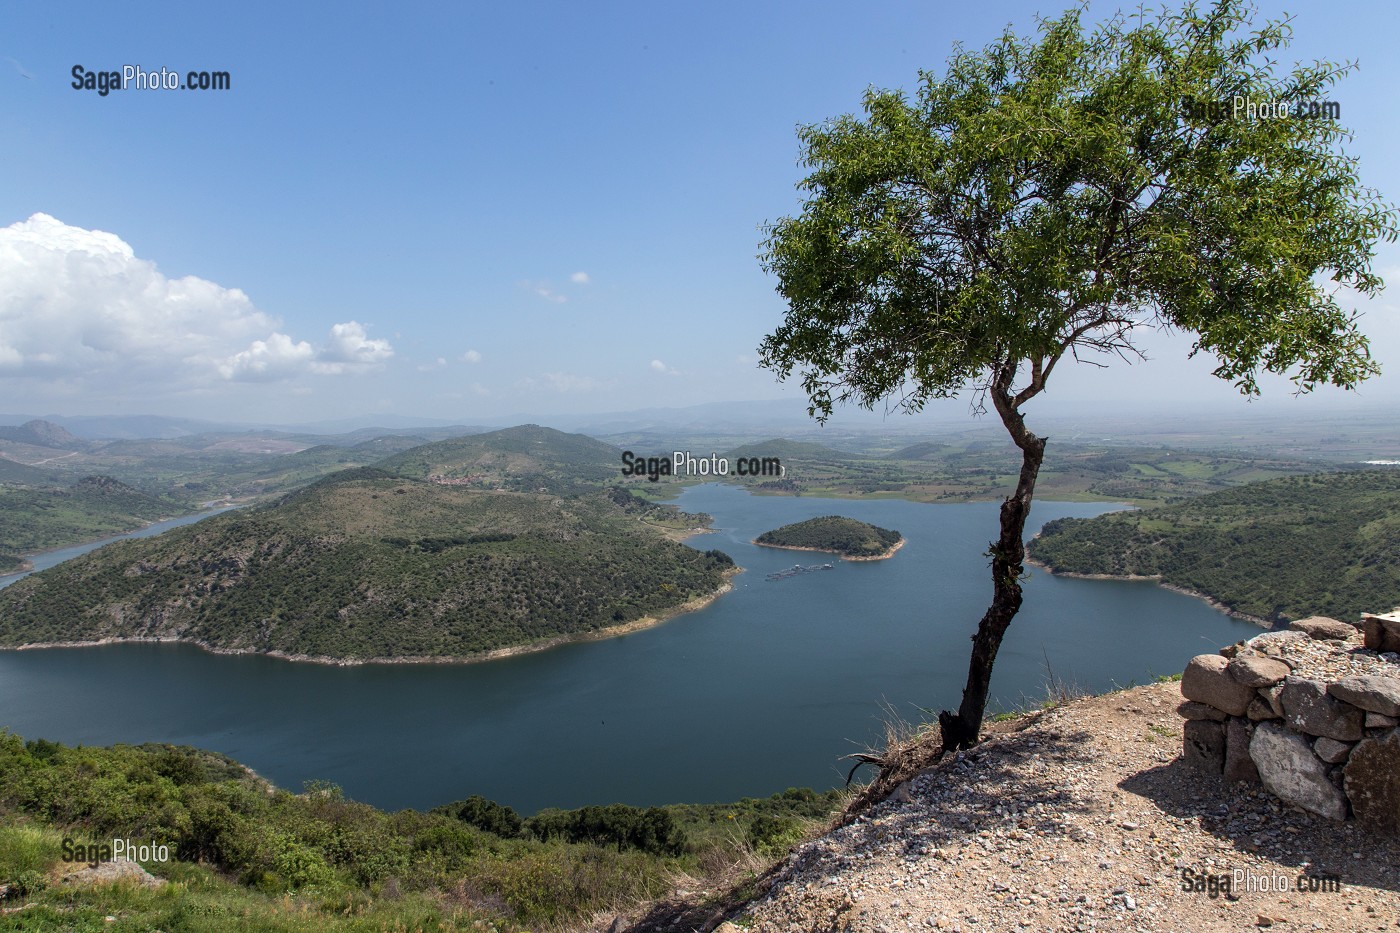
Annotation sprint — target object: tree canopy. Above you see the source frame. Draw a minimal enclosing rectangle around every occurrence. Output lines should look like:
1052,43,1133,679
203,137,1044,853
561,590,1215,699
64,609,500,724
760,0,1396,418
758,0,1397,750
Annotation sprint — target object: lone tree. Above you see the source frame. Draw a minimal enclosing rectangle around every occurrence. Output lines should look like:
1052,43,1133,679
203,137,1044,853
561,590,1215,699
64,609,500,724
758,0,1396,751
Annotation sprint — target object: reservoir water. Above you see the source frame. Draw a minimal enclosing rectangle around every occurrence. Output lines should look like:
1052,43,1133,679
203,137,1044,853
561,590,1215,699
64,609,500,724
0,485,1260,813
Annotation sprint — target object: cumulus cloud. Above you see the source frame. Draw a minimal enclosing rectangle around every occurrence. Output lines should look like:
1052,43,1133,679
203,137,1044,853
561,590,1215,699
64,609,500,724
219,333,315,382
649,358,679,375
0,213,392,387
462,349,482,363
570,271,590,284
311,321,393,374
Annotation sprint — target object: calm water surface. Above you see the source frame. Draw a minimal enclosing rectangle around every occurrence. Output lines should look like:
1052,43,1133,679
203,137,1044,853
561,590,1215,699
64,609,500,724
0,486,1259,813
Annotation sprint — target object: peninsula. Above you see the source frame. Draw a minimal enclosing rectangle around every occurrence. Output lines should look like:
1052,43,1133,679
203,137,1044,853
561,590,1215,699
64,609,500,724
0,427,739,663
754,515,903,560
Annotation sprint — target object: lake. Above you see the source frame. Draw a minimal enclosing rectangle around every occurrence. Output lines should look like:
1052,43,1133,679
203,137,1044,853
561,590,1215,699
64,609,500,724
0,485,1260,813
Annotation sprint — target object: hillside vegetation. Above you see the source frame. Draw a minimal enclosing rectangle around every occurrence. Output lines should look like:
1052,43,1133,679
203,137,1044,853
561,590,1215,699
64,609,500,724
0,469,734,660
376,423,621,494
0,476,184,570
0,731,841,931
1029,469,1400,622
756,515,902,558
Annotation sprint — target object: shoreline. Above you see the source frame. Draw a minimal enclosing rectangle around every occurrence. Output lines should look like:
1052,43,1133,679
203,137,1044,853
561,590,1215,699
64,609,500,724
2,566,743,667
1024,555,1271,627
0,559,35,578
752,537,905,562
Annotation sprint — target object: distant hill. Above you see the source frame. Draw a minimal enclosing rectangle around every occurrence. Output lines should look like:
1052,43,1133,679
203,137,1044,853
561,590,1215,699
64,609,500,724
0,470,735,660
375,424,622,493
1029,470,1400,622
886,441,950,461
756,515,903,559
724,439,858,461
0,475,182,563
0,419,84,450
0,457,64,486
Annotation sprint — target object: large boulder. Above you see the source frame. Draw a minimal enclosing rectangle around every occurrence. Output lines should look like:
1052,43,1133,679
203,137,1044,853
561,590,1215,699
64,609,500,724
1362,612,1400,653
1178,700,1226,722
1343,729,1400,832
1279,678,1364,741
1228,655,1291,688
1250,722,1348,821
1182,654,1255,717
1182,720,1225,774
1328,674,1400,718
59,860,166,889
1289,617,1359,641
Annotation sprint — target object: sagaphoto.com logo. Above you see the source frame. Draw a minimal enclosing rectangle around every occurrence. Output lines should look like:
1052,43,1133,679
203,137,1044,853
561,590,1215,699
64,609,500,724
71,64,230,97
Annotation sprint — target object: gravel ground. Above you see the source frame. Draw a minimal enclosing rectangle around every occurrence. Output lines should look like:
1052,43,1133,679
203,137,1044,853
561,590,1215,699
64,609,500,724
727,681,1400,933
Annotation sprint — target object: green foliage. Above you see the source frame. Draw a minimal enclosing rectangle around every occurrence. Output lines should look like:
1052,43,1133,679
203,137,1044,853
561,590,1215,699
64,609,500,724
433,795,524,838
524,804,686,857
0,731,843,931
756,515,901,557
0,471,733,660
375,423,622,495
1030,469,1400,621
759,0,1396,419
0,475,186,559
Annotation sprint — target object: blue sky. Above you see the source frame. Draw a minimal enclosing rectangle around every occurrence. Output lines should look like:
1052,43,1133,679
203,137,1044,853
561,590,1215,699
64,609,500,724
2,1,1398,426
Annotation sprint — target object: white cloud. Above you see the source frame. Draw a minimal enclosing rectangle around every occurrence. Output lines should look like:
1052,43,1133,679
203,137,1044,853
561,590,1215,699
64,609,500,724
650,358,680,375
521,280,567,303
462,349,482,363
416,357,448,372
570,271,590,284
311,321,393,375
0,213,394,388
219,333,315,382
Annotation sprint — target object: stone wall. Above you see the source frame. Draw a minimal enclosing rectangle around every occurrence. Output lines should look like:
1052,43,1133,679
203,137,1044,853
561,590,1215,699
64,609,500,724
1177,612,1400,830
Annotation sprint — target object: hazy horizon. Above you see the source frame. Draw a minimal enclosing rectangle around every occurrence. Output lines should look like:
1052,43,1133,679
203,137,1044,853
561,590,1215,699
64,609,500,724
4,1,1398,425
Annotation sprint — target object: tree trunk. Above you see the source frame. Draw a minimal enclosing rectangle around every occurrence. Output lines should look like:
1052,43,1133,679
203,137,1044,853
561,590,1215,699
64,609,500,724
938,389,1046,752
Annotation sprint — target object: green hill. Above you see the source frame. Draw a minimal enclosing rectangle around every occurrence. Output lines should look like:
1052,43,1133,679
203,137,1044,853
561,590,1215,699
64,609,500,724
1028,469,1400,622
375,424,621,493
0,476,183,566
755,515,903,559
0,470,734,660
886,441,950,460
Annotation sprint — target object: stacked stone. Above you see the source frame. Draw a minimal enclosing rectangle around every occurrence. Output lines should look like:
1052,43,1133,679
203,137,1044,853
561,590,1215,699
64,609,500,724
1177,613,1400,829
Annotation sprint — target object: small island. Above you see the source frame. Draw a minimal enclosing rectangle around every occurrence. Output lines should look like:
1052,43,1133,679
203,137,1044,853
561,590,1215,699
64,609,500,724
754,515,904,561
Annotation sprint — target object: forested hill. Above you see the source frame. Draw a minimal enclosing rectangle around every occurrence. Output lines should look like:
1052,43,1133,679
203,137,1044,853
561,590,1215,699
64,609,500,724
755,515,903,559
1028,470,1400,622
0,471,734,660
0,476,182,572
374,424,620,493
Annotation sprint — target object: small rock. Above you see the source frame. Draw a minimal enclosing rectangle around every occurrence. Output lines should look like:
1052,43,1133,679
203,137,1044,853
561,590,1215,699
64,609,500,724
1313,736,1353,765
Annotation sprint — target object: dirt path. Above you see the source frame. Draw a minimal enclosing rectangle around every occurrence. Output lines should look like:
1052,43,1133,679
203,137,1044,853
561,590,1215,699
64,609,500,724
727,681,1400,932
